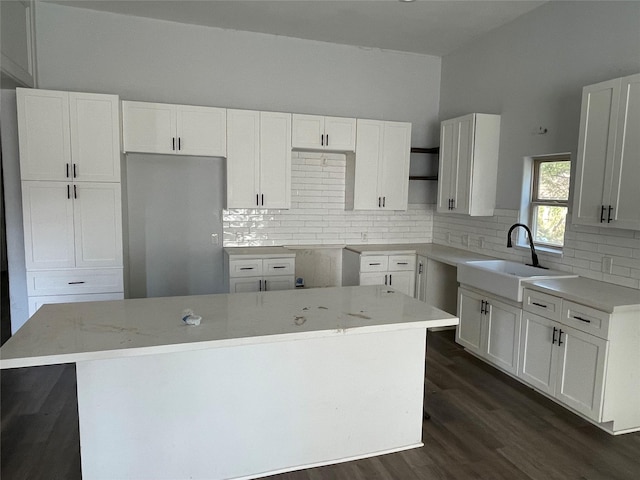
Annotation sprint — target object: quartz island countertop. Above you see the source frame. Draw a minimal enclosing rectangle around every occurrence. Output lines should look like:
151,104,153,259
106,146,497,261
0,285,458,369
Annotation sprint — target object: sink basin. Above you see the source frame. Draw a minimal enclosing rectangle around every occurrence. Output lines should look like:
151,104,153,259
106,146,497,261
457,260,577,302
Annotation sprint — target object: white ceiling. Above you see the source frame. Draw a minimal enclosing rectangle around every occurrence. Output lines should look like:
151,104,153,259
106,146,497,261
44,0,547,56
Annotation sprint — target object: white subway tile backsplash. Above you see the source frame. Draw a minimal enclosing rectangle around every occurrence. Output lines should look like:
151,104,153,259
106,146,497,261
223,153,433,248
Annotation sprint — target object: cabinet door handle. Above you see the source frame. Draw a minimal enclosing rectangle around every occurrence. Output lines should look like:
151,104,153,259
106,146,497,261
607,205,613,223
66,163,70,178
67,184,71,199
418,263,423,274
259,280,262,291
552,326,558,344
172,137,176,151
256,194,259,206
451,198,455,209
480,300,486,314
378,197,381,208
389,274,392,285
68,281,85,285
532,302,547,308
600,205,606,223
384,274,388,285
264,280,268,291
261,194,264,206
558,329,564,346
321,134,324,146
484,301,490,315
383,196,386,207
178,137,182,151
73,163,77,178
573,315,591,323
73,184,77,199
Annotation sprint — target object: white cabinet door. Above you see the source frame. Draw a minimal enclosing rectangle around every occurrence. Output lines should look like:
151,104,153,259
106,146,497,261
22,181,75,270
230,277,262,293
415,256,427,302
518,312,558,395
17,89,71,181
227,109,260,208
292,114,324,150
177,105,226,157
73,183,123,268
456,288,484,355
353,119,382,209
122,101,177,154
264,276,295,291
260,112,291,209
451,115,474,214
437,119,456,213
324,116,356,151
609,74,640,230
573,78,620,227
380,121,411,211
388,271,414,297
69,92,121,182
555,326,607,421
359,272,387,286
484,297,521,375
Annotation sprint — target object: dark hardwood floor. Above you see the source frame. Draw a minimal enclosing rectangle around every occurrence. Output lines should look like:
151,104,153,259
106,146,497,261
2,329,639,480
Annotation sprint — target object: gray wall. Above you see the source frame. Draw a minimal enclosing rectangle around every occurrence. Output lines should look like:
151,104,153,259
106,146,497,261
439,0,640,208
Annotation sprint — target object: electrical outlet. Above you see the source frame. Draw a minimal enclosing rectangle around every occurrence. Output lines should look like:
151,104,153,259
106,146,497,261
602,256,613,274
211,233,219,246
361,232,368,242
462,234,469,247
478,237,485,249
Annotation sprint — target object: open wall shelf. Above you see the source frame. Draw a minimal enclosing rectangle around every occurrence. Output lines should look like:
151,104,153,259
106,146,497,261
409,147,439,181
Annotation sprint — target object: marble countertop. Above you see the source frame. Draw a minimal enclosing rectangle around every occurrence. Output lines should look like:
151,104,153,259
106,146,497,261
345,243,491,266
224,246,296,257
0,286,458,369
524,277,640,313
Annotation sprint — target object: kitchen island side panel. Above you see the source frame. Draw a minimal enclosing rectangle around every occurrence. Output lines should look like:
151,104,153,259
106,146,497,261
76,327,427,480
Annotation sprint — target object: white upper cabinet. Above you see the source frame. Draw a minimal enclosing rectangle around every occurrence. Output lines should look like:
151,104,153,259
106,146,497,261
292,114,356,151
573,73,640,230
122,101,226,157
436,113,500,216
1,0,37,87
17,89,121,182
227,109,292,209
348,119,411,211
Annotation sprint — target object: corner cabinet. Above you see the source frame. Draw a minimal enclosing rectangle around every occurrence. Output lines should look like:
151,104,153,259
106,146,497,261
572,73,640,230
122,101,227,157
347,119,412,211
226,109,292,209
437,113,500,216
291,114,356,151
456,286,522,375
17,88,124,317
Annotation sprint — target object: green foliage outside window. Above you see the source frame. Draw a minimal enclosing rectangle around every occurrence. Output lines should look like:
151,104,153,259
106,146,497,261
532,159,570,247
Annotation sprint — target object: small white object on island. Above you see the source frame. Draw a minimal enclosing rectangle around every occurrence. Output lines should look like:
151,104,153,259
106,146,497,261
1,285,458,480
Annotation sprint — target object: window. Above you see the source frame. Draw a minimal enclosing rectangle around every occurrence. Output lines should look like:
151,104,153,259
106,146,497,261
529,155,571,248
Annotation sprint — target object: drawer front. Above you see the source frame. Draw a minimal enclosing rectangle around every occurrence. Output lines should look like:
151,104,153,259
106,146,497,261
562,301,611,339
228,259,263,277
29,292,124,317
389,255,416,271
263,257,295,276
360,256,389,272
26,268,124,296
523,288,562,321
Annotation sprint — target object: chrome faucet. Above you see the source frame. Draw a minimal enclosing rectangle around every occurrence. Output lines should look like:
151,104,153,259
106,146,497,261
507,223,546,269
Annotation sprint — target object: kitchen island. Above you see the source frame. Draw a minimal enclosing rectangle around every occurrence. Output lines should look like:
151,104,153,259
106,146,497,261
0,285,458,480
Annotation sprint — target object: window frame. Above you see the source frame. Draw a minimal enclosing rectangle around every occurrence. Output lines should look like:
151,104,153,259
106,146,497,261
528,154,571,250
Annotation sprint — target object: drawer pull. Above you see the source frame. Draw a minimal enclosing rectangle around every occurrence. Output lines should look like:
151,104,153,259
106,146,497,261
573,315,591,323
68,281,86,285
532,302,548,308
369,263,381,266
397,262,409,265
239,267,255,271
272,266,287,269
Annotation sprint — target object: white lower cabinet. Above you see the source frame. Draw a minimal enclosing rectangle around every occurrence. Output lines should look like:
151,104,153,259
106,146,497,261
519,298,608,423
456,287,521,375
225,249,295,293
344,251,416,297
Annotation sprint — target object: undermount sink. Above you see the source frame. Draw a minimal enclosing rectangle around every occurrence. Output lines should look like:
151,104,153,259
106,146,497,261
457,260,577,302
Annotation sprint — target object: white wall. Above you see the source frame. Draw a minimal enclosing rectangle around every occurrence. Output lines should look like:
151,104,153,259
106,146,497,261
439,0,640,208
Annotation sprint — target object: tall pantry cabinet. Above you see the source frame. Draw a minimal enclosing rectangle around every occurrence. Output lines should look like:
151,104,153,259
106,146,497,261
17,88,124,316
